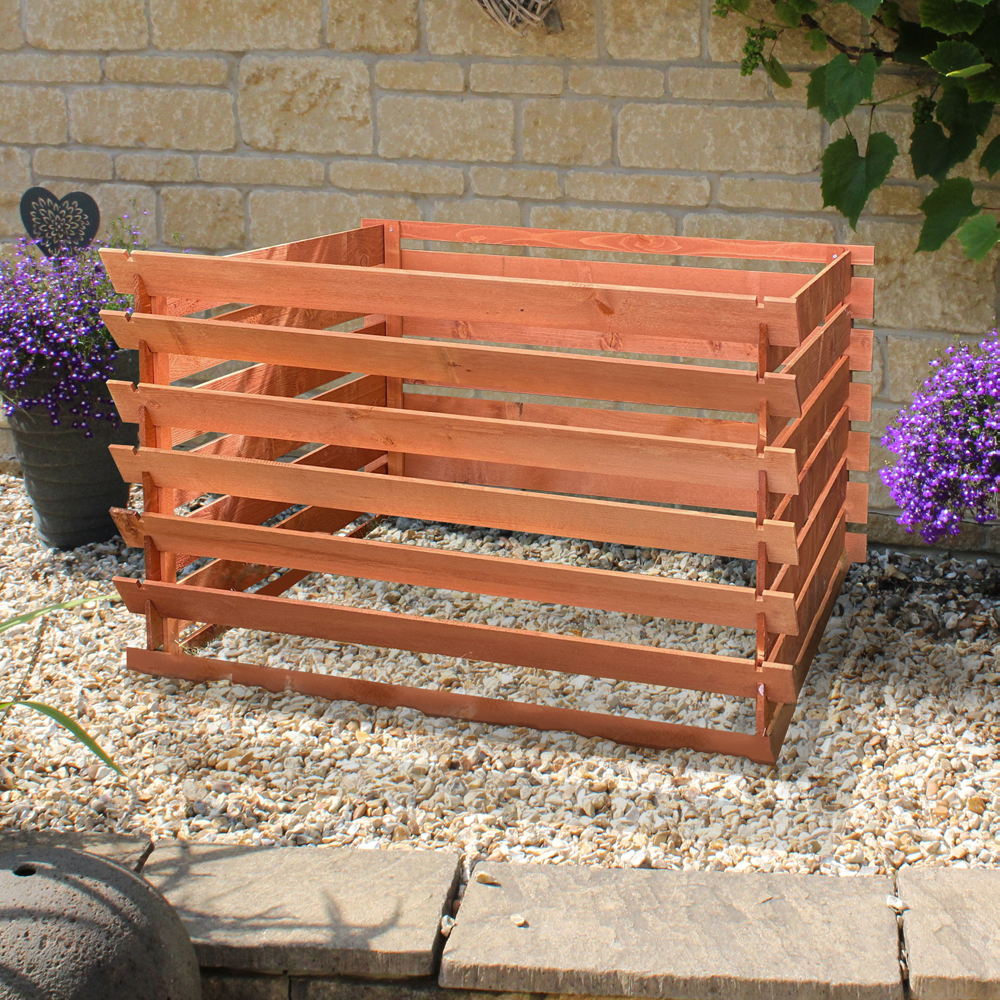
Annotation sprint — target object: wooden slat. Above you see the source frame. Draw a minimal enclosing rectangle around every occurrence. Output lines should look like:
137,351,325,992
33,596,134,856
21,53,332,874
126,646,778,762
110,446,800,563
793,254,852,338
109,381,799,495
781,307,852,403
848,429,870,473
404,391,757,446
846,531,867,562
99,249,806,346
776,356,850,466
102,311,802,418
154,226,385,317
775,408,849,532
123,511,800,636
394,220,875,265
849,381,872,423
846,481,868,524
115,577,787,700
849,326,874,370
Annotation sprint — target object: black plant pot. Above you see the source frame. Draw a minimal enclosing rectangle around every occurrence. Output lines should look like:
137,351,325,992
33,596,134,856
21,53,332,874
6,350,140,549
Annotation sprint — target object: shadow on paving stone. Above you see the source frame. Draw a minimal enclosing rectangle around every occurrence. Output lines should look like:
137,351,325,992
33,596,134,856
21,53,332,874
0,831,153,872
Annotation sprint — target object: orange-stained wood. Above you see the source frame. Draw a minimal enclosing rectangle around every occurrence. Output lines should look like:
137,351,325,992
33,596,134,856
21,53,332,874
109,446,801,563
125,646,780,762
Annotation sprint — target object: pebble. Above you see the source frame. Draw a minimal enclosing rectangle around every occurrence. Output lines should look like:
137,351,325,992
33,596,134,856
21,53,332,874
0,474,998,879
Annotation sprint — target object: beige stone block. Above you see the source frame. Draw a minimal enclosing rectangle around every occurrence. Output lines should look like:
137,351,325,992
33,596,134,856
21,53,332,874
150,0,320,50
566,170,710,207
38,180,156,242
716,177,826,212
432,199,521,227
0,0,22,49
70,88,235,150
106,55,229,86
569,66,663,98
249,190,418,247
328,0,418,53
854,221,998,336
0,54,100,82
530,204,676,237
603,0,700,61
116,152,197,183
669,67,769,101
683,212,835,242
469,63,563,95
239,56,371,155
873,71,922,107
26,0,146,49
426,0,597,58
0,147,31,236
379,95,514,162
885,333,963,404
0,86,66,144
332,161,464,195
200,155,324,187
161,187,245,250
619,104,821,174
470,167,560,200
375,61,464,92
33,148,112,180
866,184,924,217
0,189,25,237
523,99,611,166
866,405,903,509
778,72,810,105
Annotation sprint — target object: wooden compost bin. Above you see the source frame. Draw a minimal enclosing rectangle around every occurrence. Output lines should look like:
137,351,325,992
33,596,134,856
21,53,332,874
100,220,873,764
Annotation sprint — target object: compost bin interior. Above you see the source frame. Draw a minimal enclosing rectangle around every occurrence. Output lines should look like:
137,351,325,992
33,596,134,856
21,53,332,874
97,221,874,764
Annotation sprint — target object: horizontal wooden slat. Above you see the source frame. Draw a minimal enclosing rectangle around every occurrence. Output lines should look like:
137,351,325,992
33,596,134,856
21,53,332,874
115,577,792,700
154,226,385,317
110,446,800,563
393,220,875,265
99,248,805,345
126,646,779,762
846,530,867,563
109,381,799,495
123,511,799,635
102,311,803,418
846,481,868,523
849,381,872,423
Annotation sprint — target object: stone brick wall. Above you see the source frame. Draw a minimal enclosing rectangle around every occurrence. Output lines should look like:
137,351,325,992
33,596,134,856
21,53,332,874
1,0,999,545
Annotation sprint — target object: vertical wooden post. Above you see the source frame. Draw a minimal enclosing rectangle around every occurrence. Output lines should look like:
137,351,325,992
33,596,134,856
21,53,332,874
134,276,179,652
382,220,405,477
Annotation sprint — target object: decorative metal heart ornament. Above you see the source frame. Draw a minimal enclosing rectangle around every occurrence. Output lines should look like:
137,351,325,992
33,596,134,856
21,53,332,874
19,186,100,256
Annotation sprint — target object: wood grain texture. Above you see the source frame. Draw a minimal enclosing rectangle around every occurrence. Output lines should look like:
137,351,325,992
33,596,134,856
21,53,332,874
108,380,799,494
110,446,800,563
394,220,875,265
793,253,853,338
125,646,780,761
114,577,793,700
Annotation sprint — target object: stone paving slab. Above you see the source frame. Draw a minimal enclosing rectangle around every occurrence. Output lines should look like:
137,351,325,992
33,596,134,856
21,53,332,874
143,844,462,978
898,868,1000,1000
291,976,531,1000
441,863,903,1000
0,831,153,871
201,971,290,1000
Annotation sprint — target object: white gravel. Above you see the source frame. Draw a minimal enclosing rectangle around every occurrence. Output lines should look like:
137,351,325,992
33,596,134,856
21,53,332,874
2,469,999,878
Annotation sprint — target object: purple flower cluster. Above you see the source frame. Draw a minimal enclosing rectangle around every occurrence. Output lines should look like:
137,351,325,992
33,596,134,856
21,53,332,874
881,331,1000,544
0,239,133,435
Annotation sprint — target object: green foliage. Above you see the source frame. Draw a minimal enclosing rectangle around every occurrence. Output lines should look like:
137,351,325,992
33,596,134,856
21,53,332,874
711,0,999,263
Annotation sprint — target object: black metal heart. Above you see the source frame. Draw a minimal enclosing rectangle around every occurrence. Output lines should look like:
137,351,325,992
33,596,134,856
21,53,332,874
19,186,100,257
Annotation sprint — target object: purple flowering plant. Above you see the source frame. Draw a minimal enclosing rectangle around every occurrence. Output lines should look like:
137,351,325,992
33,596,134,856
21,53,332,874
881,332,1000,545
0,213,145,436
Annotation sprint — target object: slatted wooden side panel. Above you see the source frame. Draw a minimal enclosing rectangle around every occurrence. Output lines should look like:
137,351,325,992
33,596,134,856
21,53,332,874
100,223,872,765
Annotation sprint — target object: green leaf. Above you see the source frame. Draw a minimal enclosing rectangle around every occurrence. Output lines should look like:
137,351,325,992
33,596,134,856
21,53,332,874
774,0,802,26
0,593,120,635
807,52,877,123
764,55,793,89
843,0,881,19
936,84,994,136
925,40,988,76
822,132,899,228
0,700,121,774
806,27,828,51
946,63,991,79
970,6,1000,61
882,0,901,27
917,177,979,251
965,70,1000,104
981,135,1000,178
958,212,1000,261
918,0,985,35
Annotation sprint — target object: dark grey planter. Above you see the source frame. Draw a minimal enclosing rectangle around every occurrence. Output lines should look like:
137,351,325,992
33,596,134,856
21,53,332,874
0,845,201,1000
5,350,139,549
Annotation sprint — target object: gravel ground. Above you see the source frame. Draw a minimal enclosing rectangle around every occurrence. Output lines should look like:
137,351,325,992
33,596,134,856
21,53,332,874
1,469,999,879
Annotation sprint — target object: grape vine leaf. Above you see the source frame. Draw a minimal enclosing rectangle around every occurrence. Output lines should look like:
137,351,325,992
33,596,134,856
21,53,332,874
981,136,1000,178
965,71,1000,104
807,52,877,123
924,40,988,75
917,177,979,251
958,212,1000,261
894,18,946,65
842,0,882,20
764,56,794,88
936,84,994,136
821,132,898,228
919,0,986,34
806,27,828,51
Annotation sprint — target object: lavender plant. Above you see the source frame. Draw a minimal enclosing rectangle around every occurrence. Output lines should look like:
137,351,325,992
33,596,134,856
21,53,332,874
881,331,1000,545
0,214,145,436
